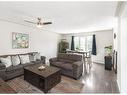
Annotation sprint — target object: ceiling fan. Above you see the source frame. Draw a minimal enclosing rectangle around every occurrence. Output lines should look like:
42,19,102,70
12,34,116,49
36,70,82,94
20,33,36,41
24,17,52,28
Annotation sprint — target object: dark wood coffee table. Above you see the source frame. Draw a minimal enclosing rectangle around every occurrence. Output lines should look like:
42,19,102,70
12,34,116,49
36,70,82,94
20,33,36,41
24,64,61,93
0,78,16,93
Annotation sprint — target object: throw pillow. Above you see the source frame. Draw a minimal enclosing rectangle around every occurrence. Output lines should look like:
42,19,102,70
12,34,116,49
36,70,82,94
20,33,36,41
29,54,35,61
11,55,20,66
0,56,12,67
19,55,30,64
34,53,41,60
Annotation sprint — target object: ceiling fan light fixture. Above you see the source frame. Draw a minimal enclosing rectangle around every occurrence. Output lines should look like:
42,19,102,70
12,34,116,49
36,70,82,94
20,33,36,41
36,22,42,28
36,25,42,28
24,17,52,28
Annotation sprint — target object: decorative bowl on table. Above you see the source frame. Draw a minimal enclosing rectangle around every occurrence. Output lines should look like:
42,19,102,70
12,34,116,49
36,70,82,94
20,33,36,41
38,65,46,71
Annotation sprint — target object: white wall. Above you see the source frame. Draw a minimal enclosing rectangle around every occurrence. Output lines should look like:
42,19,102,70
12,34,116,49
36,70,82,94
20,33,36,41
113,17,121,92
113,18,118,51
114,2,127,93
0,20,61,62
118,2,127,93
62,30,113,64
119,10,127,93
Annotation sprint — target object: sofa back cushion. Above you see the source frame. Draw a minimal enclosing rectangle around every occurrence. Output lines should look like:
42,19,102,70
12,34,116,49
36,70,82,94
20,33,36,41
11,55,20,66
58,53,82,61
19,54,30,64
58,59,74,63
0,56,12,67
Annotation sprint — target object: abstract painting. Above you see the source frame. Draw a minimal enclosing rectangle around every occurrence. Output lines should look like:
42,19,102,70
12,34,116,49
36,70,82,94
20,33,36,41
12,32,29,48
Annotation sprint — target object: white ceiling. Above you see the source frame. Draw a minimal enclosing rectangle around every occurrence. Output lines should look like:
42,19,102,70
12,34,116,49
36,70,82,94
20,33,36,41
0,2,117,34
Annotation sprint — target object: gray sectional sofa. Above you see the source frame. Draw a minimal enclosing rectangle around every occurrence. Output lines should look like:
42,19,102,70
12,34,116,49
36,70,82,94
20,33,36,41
49,53,83,79
0,52,46,81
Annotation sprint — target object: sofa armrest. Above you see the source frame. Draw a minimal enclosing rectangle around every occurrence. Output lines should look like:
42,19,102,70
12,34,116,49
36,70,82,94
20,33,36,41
41,56,46,64
49,57,58,63
0,63,6,80
73,61,83,67
72,61,83,79
0,63,6,70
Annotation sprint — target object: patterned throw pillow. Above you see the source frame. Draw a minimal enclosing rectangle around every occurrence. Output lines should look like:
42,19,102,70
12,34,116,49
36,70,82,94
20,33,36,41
34,53,41,60
29,54,35,61
30,52,41,61
0,56,12,67
19,55,30,64
28,52,41,62
11,55,20,66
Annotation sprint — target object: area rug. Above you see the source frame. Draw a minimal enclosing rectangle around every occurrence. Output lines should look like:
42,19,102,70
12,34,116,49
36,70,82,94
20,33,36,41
7,76,84,93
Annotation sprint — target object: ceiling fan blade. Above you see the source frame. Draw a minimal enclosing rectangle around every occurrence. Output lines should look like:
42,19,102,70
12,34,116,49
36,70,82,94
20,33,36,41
24,20,36,24
43,22,52,25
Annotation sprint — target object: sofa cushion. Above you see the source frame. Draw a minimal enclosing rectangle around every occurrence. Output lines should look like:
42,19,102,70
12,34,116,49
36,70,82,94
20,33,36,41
58,59,74,63
58,53,82,61
0,56,12,68
31,60,41,64
52,61,73,70
13,65,23,71
60,63,73,70
19,54,30,64
52,61,63,67
23,62,35,67
6,66,13,72
0,63,6,70
11,55,20,66
6,65,23,72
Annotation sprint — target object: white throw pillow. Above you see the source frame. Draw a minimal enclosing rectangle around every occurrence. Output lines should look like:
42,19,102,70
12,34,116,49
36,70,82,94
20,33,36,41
34,53,41,60
29,54,35,61
0,56,12,67
19,55,30,64
11,55,20,66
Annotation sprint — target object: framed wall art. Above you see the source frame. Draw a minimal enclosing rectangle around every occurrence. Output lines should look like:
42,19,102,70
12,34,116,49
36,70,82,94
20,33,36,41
12,32,29,49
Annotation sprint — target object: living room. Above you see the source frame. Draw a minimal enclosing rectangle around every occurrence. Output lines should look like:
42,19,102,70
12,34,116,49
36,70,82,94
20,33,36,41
0,0,127,94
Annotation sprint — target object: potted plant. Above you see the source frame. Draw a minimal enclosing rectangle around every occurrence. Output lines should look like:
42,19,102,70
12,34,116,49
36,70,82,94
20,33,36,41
59,39,69,53
105,45,113,56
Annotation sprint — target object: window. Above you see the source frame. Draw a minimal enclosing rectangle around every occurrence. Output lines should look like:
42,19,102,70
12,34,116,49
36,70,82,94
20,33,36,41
74,36,92,51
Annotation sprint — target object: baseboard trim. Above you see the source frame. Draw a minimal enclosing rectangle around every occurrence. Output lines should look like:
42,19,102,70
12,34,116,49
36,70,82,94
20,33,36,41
93,61,104,64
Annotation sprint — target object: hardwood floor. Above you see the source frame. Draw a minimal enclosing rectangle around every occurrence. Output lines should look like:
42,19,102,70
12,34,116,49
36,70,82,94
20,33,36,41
6,63,119,93
78,63,119,93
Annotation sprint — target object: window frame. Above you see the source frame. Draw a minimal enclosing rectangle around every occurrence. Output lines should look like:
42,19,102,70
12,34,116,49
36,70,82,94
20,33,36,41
74,35,92,51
